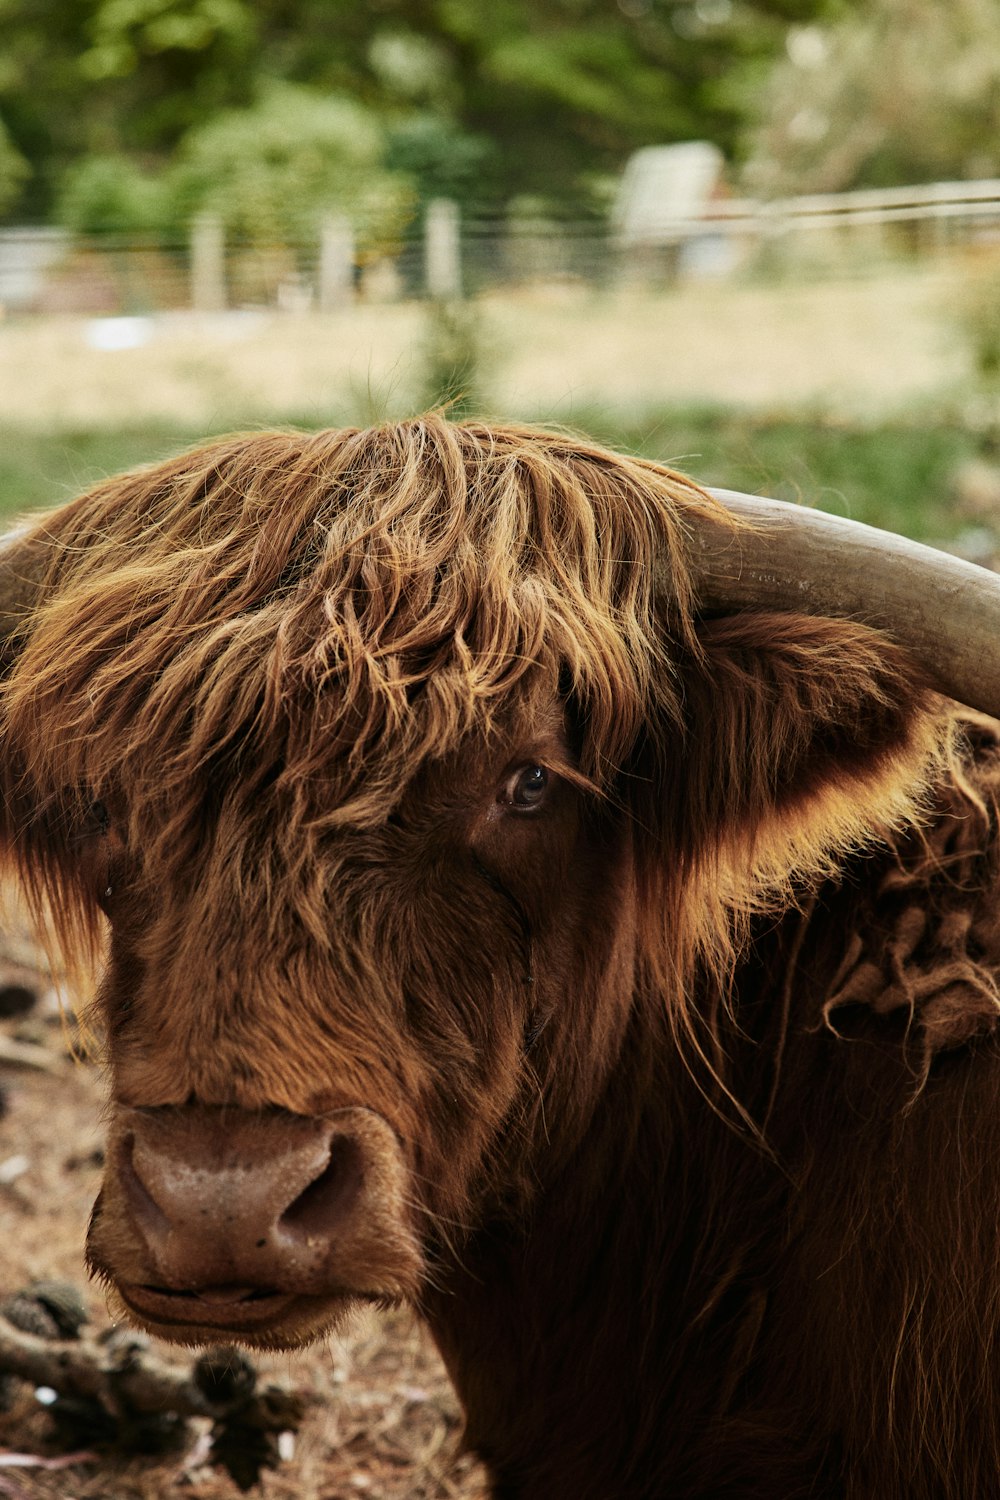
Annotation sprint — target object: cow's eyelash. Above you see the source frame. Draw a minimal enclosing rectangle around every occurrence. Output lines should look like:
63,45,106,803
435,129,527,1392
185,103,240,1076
65,800,110,846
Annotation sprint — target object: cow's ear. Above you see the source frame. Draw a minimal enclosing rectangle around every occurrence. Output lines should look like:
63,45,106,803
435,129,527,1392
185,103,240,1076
636,611,947,942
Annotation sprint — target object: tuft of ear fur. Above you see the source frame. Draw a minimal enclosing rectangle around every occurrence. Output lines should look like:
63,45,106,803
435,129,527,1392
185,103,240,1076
631,611,953,1062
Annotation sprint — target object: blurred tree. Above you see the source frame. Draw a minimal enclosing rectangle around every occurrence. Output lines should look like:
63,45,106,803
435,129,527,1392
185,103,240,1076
57,154,171,234
77,0,258,146
0,0,90,219
385,115,497,214
0,0,257,220
0,0,851,224
745,0,1000,192
344,0,846,208
171,83,412,248
0,115,29,216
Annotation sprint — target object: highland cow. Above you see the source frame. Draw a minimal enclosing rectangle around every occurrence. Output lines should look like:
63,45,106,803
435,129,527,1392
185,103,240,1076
3,418,1000,1498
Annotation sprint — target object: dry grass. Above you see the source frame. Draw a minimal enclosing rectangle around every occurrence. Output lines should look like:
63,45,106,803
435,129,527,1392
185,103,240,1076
0,268,971,432
0,924,489,1500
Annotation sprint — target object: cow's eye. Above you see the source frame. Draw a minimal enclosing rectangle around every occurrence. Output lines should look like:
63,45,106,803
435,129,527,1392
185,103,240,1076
502,764,551,812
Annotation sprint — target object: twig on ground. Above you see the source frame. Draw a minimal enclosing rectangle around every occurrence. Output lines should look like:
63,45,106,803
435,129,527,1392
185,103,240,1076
0,1308,307,1490
0,1037,59,1073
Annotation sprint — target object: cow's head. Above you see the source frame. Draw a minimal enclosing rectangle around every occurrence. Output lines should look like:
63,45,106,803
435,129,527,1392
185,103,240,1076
0,420,993,1349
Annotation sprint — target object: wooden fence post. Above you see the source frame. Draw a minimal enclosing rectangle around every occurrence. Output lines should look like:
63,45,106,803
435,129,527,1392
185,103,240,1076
425,198,462,299
318,215,355,310
190,214,226,312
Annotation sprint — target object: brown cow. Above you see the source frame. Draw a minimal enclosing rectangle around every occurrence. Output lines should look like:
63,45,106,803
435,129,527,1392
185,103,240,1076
2,417,1000,1499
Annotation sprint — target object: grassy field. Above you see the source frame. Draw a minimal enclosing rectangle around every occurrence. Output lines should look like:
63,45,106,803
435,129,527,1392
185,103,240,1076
0,270,971,429
0,405,990,543
1,265,995,541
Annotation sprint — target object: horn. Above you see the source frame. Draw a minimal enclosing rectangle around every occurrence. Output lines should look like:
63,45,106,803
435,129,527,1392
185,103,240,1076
683,488,1000,719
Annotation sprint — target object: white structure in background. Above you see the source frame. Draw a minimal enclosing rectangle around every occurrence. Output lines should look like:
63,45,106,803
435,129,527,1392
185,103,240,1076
425,198,462,299
318,214,355,310
613,142,737,276
0,229,68,312
190,214,226,312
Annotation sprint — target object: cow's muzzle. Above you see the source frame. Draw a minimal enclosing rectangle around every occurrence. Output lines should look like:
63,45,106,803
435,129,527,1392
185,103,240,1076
86,1104,423,1347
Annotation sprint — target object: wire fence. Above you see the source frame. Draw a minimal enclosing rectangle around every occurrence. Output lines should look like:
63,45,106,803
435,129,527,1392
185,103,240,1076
2,178,1000,319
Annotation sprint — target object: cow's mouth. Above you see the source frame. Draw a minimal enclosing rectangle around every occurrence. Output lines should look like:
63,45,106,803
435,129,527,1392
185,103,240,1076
89,1104,424,1347
116,1280,372,1343
120,1280,289,1325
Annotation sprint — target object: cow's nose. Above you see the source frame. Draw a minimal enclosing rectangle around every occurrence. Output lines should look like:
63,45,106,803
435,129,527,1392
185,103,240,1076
112,1104,411,1296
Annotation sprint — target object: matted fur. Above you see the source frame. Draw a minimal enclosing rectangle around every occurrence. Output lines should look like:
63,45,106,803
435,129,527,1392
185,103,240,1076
0,421,704,963
0,418,946,1036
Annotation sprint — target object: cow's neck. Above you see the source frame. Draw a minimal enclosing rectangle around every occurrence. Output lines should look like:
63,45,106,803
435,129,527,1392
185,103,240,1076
421,963,793,1500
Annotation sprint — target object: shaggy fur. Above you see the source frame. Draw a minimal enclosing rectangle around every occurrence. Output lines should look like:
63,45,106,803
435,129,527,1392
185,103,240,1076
0,416,995,1498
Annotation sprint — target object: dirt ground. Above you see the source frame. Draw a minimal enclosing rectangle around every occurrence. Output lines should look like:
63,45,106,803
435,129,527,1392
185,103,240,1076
0,927,491,1500
0,267,973,431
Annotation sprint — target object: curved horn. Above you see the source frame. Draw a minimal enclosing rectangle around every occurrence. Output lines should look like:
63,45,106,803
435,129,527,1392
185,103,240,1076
684,488,1000,719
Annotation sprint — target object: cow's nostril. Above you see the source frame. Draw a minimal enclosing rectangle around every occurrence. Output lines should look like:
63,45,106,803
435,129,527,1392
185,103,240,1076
119,1130,171,1240
279,1133,364,1240
93,1105,422,1311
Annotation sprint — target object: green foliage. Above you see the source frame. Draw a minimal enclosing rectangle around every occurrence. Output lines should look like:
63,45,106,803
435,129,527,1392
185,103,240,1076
0,113,29,216
171,84,412,247
0,0,849,224
952,259,1000,383
80,0,255,82
368,31,454,104
385,115,497,213
575,405,979,540
416,301,486,417
0,0,257,222
745,0,1000,192
56,154,170,234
